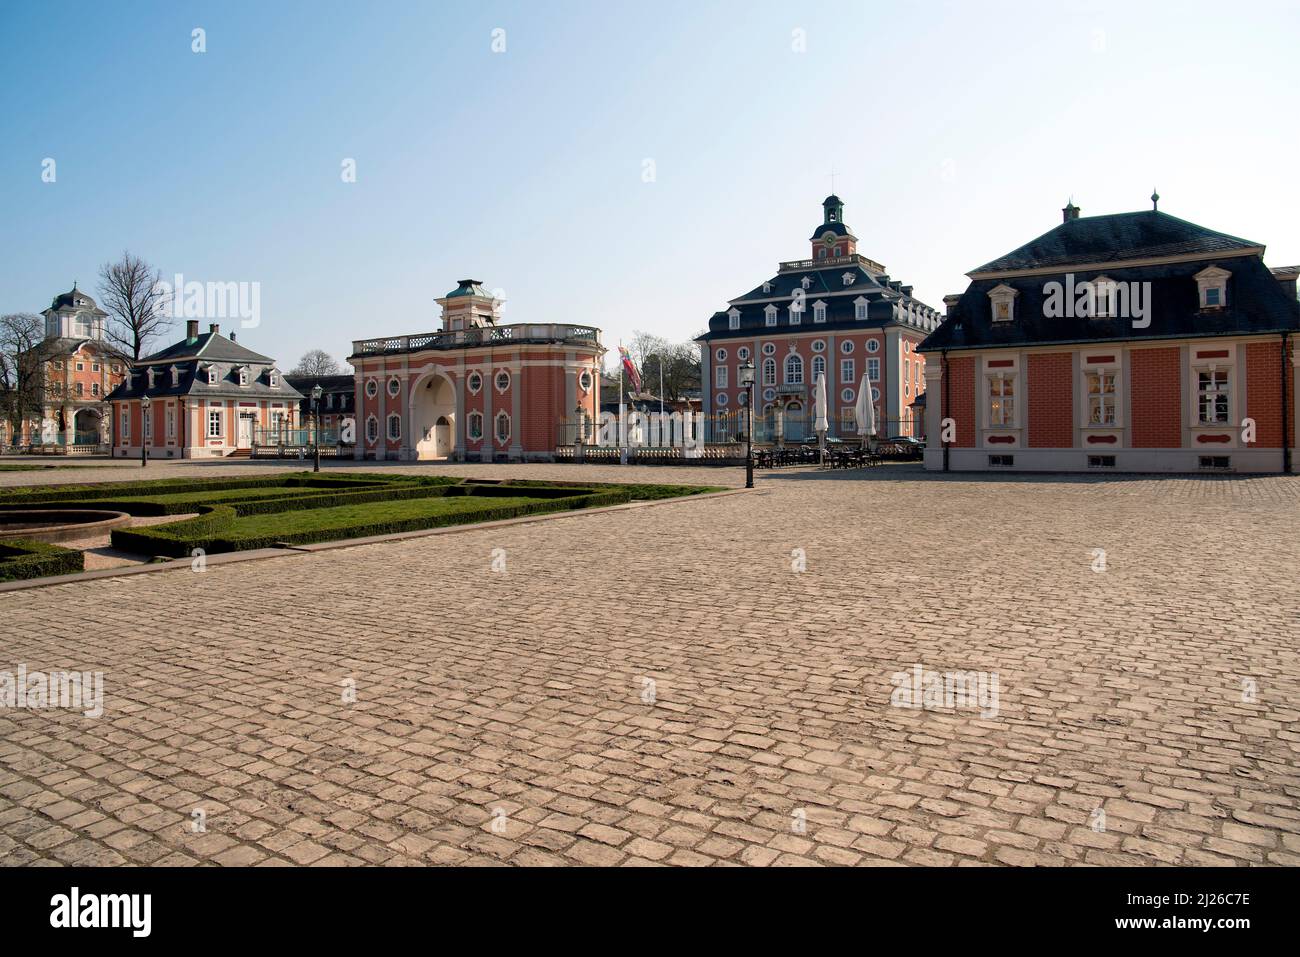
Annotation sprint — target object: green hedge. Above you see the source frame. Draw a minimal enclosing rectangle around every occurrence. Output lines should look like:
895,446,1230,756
0,539,85,582
109,488,632,557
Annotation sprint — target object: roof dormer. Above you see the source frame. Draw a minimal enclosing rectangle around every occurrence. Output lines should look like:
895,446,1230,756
989,284,1020,323
1195,265,1231,310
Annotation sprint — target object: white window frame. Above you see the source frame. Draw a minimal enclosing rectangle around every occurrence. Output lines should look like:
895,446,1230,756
867,357,880,381
365,414,379,445
467,371,483,395
764,305,778,327
120,408,130,440
494,410,511,444
812,355,825,381
1196,366,1231,425
467,411,484,440
989,284,1019,323
386,412,402,441
841,358,856,384
812,301,827,323
987,373,1016,427
495,369,511,393
788,304,802,326
866,339,879,354
1195,266,1230,310
166,405,175,439
727,309,741,331
784,354,804,385
716,365,728,389
387,377,401,398
1085,366,1120,427
207,408,223,438
854,296,869,320
762,357,776,386
365,378,378,399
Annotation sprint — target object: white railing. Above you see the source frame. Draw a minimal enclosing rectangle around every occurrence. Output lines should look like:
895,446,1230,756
352,323,600,356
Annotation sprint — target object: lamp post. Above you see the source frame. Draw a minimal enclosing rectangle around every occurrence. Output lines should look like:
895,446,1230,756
140,394,151,468
311,384,323,473
738,359,756,489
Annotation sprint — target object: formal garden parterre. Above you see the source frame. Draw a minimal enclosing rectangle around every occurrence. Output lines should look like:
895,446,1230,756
0,472,722,578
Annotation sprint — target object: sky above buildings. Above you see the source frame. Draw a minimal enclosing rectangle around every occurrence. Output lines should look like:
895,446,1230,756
2,0,1297,372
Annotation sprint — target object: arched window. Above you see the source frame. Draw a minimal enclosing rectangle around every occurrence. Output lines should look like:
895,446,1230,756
762,358,776,386
467,411,484,440
495,411,511,443
386,413,401,440
812,356,826,381
785,354,804,385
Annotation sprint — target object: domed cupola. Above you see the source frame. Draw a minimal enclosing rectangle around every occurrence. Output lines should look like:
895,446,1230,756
809,196,858,260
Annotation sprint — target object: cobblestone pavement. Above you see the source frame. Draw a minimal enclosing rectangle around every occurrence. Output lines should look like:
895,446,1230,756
1,462,1298,866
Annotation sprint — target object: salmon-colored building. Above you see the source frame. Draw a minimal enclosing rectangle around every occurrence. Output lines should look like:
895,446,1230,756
106,321,301,459
920,200,1300,473
697,196,941,441
348,280,602,461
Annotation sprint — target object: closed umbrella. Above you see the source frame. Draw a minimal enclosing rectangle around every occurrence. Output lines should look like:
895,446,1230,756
814,372,829,464
855,375,877,442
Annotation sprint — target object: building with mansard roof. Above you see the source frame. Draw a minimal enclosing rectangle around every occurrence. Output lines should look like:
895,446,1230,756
696,196,941,440
919,198,1300,472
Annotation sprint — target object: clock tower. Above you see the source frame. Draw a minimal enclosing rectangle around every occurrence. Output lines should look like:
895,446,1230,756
809,195,858,260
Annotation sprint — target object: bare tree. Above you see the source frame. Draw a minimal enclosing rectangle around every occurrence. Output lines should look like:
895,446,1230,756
0,313,55,445
290,349,342,377
625,331,701,402
98,251,172,361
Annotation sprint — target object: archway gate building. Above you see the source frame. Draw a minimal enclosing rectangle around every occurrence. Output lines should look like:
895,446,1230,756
348,280,603,461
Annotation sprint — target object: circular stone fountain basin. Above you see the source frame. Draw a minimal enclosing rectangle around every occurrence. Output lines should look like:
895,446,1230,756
0,509,132,544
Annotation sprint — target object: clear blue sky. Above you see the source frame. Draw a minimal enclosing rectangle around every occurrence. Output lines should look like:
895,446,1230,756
2,0,1297,372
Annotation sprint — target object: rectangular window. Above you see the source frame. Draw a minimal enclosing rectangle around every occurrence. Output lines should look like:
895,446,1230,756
75,382,84,396
166,406,175,439
988,454,1015,468
1199,455,1231,470
76,362,84,372
91,383,100,397
715,366,728,389
143,409,151,439
387,416,401,440
728,313,740,330
1197,369,1229,424
207,409,222,438
1087,370,1118,425
120,410,130,440
765,312,777,327
92,363,100,372
1204,287,1221,307
762,360,776,386
841,358,855,384
1088,455,1116,468
867,357,880,381
988,375,1015,426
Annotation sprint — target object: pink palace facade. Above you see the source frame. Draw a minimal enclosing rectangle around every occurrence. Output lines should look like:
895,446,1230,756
348,280,603,461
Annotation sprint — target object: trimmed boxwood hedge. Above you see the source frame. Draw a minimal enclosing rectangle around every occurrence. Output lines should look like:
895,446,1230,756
111,488,632,557
0,539,85,582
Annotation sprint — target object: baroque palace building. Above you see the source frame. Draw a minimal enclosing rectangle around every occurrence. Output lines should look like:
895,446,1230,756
107,320,301,458
7,285,126,451
697,196,942,440
920,199,1300,472
348,279,603,461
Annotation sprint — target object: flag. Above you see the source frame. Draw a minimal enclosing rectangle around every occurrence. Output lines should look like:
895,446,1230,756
619,344,642,393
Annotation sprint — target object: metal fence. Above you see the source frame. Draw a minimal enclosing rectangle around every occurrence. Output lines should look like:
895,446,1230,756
556,412,913,448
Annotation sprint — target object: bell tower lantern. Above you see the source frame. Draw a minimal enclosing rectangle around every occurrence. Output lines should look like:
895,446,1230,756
809,195,858,261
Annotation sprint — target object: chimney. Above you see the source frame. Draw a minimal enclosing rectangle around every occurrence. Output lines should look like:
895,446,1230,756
229,331,237,342
186,319,199,340
943,294,962,317
209,323,220,336
1062,200,1081,223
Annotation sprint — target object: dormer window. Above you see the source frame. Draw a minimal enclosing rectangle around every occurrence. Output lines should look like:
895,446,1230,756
269,370,279,388
764,305,778,327
788,303,803,326
146,368,156,389
812,301,827,323
1195,266,1230,310
854,296,870,321
238,367,249,387
1091,276,1117,318
727,308,740,331
170,366,179,386
988,284,1020,323
842,273,856,287
801,276,813,290
207,366,219,386
762,281,773,294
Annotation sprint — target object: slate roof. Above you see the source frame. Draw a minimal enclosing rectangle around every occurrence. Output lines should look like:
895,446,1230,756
444,279,493,299
971,210,1262,275
46,286,107,316
141,331,276,365
105,330,300,402
919,255,1300,354
698,262,941,343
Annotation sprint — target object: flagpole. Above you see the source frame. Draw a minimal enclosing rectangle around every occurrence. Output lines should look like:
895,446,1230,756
619,344,627,465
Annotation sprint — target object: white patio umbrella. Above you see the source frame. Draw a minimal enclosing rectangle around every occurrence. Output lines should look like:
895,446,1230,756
814,371,829,464
774,405,785,448
855,375,877,442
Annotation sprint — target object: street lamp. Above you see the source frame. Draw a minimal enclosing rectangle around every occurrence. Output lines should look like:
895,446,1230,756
311,384,323,473
140,394,151,468
737,359,756,489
